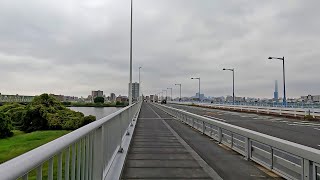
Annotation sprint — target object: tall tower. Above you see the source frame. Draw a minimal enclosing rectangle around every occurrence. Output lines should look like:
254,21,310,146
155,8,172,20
274,80,279,102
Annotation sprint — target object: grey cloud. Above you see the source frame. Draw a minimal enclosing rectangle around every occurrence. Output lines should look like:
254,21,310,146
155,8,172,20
0,0,319,98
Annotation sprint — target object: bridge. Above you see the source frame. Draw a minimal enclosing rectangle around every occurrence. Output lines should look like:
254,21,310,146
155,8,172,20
0,101,320,180
0,94,34,103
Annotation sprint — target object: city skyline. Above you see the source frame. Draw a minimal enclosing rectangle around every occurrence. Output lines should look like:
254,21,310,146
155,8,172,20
0,1,320,98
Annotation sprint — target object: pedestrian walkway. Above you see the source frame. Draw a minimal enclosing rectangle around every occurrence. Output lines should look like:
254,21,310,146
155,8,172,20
121,103,280,180
122,103,217,179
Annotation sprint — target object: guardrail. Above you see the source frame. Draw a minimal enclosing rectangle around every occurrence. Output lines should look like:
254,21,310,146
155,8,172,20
170,101,320,119
154,103,320,180
0,101,142,180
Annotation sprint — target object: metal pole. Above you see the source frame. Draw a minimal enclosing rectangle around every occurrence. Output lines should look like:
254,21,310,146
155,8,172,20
128,0,133,105
233,70,235,105
180,84,181,101
175,84,182,101
199,78,201,102
167,88,172,101
282,57,286,107
139,67,141,101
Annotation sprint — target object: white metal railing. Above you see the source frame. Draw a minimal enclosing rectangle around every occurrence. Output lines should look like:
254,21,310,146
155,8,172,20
0,101,142,180
169,101,320,119
154,103,320,180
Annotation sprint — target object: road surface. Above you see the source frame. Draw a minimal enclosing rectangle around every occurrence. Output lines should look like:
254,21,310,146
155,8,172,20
167,103,320,150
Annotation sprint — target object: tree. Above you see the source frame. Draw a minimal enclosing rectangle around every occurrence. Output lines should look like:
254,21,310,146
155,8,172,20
94,97,104,104
0,112,13,138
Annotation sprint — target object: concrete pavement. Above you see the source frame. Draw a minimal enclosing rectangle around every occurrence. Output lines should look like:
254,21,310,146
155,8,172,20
121,102,279,180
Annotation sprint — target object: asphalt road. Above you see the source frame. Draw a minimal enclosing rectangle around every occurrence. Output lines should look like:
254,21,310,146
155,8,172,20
166,103,320,150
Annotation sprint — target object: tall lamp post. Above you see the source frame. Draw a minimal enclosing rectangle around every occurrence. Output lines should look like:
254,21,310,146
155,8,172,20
167,88,172,101
139,66,142,101
268,56,286,106
163,90,167,100
223,68,235,105
128,0,133,105
175,83,182,101
191,77,200,102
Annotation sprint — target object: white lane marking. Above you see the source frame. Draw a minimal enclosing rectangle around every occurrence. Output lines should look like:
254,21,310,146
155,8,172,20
278,120,288,123
288,123,320,127
290,122,320,126
318,145,320,147
203,115,227,122
314,128,320,131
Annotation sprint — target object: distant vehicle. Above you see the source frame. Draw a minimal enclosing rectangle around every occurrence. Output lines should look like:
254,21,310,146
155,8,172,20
161,99,167,104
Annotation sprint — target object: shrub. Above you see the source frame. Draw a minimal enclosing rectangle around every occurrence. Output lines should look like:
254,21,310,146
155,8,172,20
0,112,13,138
82,115,96,126
0,94,97,133
94,97,104,104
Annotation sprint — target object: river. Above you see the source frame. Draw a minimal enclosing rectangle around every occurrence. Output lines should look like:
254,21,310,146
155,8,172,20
69,107,123,120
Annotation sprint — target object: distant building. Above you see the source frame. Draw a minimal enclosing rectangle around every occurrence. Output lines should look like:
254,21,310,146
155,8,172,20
51,94,64,101
129,82,139,102
50,94,79,102
226,96,245,103
274,80,279,102
63,96,79,102
212,97,225,103
92,90,103,99
195,93,205,101
150,95,155,102
116,95,129,103
301,95,320,103
110,93,116,102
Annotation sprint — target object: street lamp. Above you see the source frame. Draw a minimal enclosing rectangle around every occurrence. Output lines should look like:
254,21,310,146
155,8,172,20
139,66,142,101
223,68,235,105
268,56,286,106
175,84,182,101
191,77,200,102
163,90,167,100
128,0,133,105
167,88,172,101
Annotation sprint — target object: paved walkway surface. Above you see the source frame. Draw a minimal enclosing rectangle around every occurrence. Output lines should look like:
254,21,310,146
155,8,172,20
122,103,281,180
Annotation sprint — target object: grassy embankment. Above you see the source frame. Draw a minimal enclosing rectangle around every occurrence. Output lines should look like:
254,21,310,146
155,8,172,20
0,130,70,164
0,130,70,179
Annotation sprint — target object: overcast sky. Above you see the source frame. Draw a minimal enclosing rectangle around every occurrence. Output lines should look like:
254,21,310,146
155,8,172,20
0,0,319,98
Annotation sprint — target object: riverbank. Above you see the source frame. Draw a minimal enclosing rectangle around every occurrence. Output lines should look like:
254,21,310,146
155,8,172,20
67,102,127,107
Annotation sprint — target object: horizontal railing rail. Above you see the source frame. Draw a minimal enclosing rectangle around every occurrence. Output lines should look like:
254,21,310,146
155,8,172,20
0,101,142,180
154,103,320,180
169,101,320,118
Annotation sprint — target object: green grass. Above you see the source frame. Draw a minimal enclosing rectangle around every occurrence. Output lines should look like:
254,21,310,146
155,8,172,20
0,130,70,164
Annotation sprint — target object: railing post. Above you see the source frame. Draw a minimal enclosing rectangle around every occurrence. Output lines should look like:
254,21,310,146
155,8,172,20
192,118,195,128
245,137,251,160
230,134,233,148
202,121,205,134
303,159,311,180
92,127,103,180
218,127,222,144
